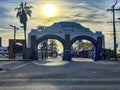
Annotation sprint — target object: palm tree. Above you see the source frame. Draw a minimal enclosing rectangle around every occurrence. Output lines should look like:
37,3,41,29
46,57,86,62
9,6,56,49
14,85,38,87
49,39,58,57
15,2,32,50
36,25,45,31
38,40,48,59
36,25,48,59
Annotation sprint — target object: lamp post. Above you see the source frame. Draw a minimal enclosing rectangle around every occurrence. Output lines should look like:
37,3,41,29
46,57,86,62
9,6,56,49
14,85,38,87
9,25,19,60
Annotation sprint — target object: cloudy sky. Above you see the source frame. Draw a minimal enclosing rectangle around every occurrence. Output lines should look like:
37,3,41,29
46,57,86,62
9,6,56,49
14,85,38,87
0,0,120,52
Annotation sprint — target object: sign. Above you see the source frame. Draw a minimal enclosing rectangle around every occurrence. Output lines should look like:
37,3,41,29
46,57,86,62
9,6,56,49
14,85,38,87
61,24,74,32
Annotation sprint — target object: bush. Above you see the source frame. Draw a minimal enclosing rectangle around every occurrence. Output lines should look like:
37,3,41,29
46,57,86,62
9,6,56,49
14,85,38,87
117,54,120,58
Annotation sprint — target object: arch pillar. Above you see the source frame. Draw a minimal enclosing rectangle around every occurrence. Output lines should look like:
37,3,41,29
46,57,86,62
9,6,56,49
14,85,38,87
97,36,103,60
30,35,38,59
62,34,72,61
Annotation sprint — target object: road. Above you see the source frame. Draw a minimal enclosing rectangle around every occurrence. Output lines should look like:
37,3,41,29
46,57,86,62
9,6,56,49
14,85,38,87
0,58,120,90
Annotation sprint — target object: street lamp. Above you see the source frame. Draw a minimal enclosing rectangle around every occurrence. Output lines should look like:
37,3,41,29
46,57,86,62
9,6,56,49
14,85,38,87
9,24,19,60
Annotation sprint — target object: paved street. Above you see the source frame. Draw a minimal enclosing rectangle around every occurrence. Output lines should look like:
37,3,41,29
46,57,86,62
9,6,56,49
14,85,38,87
0,58,120,90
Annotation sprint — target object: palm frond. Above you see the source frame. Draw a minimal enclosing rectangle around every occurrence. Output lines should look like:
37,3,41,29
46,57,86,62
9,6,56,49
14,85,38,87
24,2,27,7
14,7,21,11
20,2,23,7
29,6,33,9
14,7,19,10
27,10,32,17
16,11,21,18
24,6,33,10
37,25,45,30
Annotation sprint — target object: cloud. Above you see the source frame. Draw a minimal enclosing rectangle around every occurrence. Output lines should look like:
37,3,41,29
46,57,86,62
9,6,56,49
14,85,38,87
0,0,120,49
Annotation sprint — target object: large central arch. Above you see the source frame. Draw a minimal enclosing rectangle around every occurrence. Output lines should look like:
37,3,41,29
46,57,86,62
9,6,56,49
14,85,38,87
70,35,98,61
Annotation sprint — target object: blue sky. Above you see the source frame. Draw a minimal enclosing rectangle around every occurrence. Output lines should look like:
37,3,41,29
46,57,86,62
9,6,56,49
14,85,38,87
0,0,120,52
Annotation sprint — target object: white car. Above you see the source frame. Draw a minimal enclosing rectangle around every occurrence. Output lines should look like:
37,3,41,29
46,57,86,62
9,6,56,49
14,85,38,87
0,54,6,58
52,54,57,57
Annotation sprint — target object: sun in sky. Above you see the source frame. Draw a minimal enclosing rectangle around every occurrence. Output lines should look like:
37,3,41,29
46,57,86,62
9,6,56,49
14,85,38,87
43,4,57,17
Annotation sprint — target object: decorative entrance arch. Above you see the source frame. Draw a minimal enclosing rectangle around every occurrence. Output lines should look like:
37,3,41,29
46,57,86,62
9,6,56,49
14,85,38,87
28,21,105,61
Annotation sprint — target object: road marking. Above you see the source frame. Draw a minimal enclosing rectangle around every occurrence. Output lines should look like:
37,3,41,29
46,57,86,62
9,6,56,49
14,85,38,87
12,62,32,69
0,78,120,81
0,71,6,73
0,61,16,66
0,62,32,73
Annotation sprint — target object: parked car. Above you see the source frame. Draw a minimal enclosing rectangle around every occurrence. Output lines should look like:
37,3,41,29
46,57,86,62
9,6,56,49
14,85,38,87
0,54,5,58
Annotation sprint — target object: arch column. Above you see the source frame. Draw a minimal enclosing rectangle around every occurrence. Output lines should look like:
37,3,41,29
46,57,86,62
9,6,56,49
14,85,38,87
97,36,103,60
30,35,38,59
62,34,72,61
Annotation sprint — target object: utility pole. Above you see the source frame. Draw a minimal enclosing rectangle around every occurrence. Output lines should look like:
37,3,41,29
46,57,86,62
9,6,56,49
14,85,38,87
9,25,19,60
107,1,120,60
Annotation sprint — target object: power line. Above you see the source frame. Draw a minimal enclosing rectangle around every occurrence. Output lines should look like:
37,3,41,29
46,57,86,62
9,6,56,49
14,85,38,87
107,1,120,60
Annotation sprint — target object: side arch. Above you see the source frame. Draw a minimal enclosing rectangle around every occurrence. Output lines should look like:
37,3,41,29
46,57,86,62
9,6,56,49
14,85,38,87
35,34,65,59
70,35,98,61
36,34,65,47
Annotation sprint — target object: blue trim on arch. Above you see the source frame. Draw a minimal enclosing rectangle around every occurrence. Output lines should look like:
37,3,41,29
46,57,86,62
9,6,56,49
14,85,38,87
36,34,65,47
36,34,65,59
70,35,98,61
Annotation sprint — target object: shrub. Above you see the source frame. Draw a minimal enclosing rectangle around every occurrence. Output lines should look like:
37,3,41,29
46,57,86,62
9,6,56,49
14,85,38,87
117,54,120,58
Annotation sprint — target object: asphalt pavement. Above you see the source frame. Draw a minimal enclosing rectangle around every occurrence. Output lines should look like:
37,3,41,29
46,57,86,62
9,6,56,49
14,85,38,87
0,57,120,90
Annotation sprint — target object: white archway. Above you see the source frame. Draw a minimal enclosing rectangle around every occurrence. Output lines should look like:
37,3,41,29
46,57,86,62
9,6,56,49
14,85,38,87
28,21,105,61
